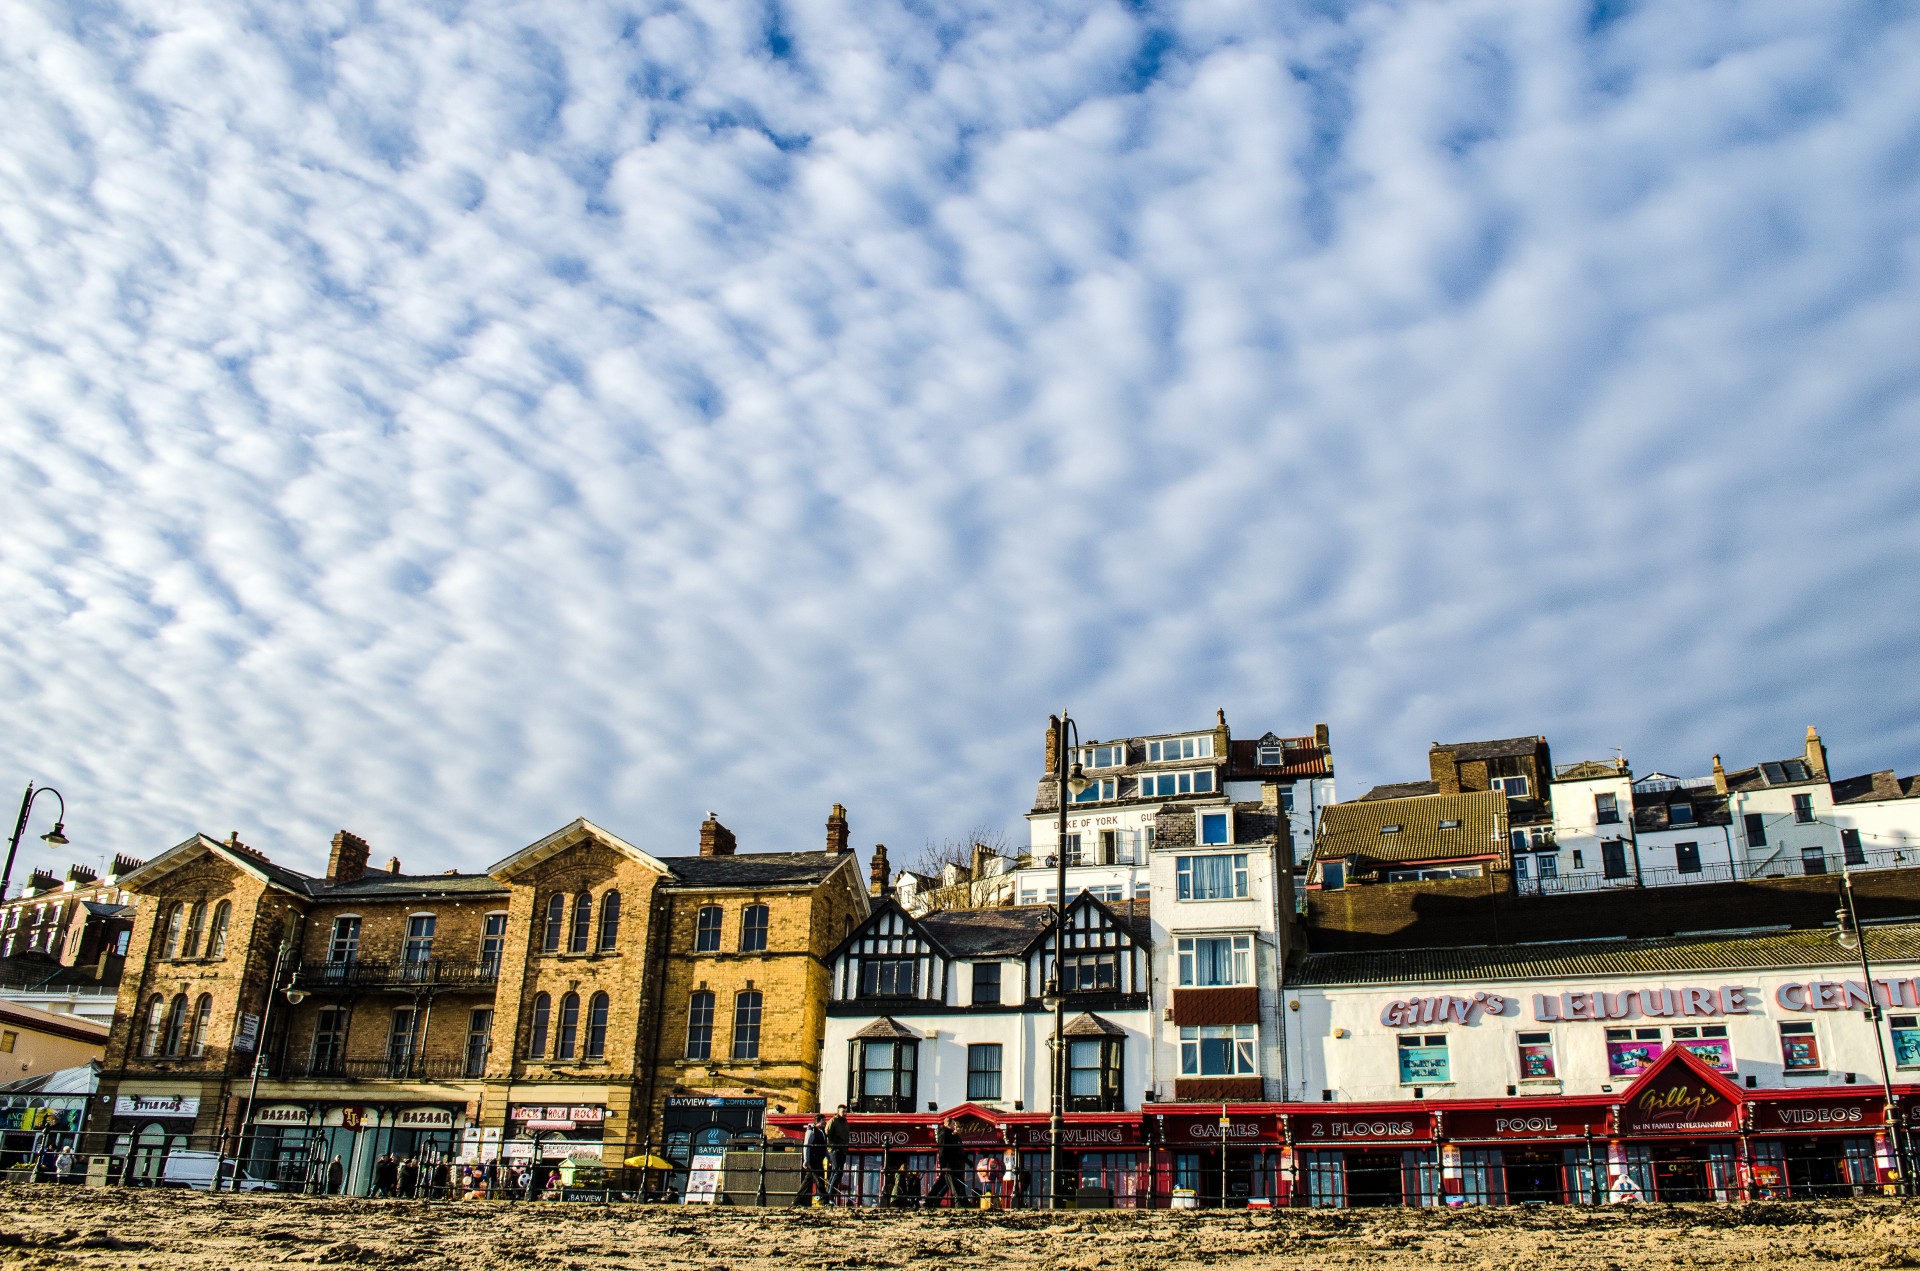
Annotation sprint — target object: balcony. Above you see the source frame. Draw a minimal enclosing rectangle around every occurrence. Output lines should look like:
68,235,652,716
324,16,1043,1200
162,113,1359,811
279,1055,477,1082
1515,845,1915,896
292,958,500,991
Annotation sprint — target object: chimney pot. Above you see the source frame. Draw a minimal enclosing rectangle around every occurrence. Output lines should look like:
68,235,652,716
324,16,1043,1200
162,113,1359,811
387,856,402,875
869,844,891,898
699,815,737,857
826,804,850,855
328,832,371,884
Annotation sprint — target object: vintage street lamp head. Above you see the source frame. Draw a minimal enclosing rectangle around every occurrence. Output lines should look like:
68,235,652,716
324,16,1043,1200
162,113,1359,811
1836,907,1860,951
1066,762,1090,797
1041,974,1063,1011
40,822,68,847
284,986,309,1005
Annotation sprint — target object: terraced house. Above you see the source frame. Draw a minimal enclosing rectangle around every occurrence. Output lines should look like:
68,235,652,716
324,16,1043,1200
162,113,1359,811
91,812,867,1192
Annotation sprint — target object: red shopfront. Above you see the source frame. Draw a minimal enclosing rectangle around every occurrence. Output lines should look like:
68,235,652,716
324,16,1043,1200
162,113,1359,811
1436,1101,1612,1205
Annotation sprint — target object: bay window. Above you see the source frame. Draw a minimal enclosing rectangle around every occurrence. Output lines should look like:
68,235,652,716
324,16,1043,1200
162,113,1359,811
852,1038,917,1112
1177,934,1253,986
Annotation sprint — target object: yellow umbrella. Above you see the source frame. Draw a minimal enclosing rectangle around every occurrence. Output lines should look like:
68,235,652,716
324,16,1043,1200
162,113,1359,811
623,1155,676,1170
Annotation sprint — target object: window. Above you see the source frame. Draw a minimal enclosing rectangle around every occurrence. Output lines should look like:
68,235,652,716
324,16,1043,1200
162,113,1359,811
1321,861,1346,890
1060,832,1084,865
569,893,593,954
1175,854,1249,900
685,991,714,1059
1381,824,1403,835
1491,775,1530,797
1571,850,1584,870
1801,846,1828,875
142,994,166,1057
311,1007,347,1072
1257,744,1284,766
181,902,206,957
1060,951,1118,993
1745,813,1768,848
860,958,918,997
388,1008,420,1074
972,962,1001,1006
1139,770,1214,798
1535,855,1558,880
206,901,230,957
328,916,361,964
1438,819,1461,830
1595,793,1620,825
1397,1034,1449,1084
160,903,186,959
1071,779,1118,804
481,913,508,971
528,993,551,1058
585,993,609,1061
694,906,723,952
188,994,213,1057
403,914,436,965
0,1031,12,1054
1605,1026,1664,1077
1517,1031,1555,1079
1081,744,1126,769
1177,935,1253,987
853,1038,917,1111
967,1043,1003,1100
1199,812,1229,845
541,894,565,952
732,991,763,1060
1103,828,1128,864
162,994,189,1056
1147,736,1213,763
1780,1021,1820,1071
1842,829,1866,867
1068,1038,1123,1111
728,903,767,953
556,992,580,1059
1179,1024,1256,1076
1601,839,1629,880
1891,1015,1920,1070
1669,802,1695,825
1793,793,1815,824
598,891,621,951
1671,1024,1732,1071
465,1009,493,1077
1675,842,1702,874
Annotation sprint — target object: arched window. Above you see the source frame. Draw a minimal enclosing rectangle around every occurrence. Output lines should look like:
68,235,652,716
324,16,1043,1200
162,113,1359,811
181,902,206,958
694,906,723,952
159,903,186,960
163,994,189,1056
142,994,166,1057
685,991,714,1059
732,991,763,1060
739,904,769,953
205,901,231,957
188,995,214,1057
597,891,621,952
528,993,551,1057
541,895,565,953
556,992,580,1059
569,894,593,954
584,993,609,1060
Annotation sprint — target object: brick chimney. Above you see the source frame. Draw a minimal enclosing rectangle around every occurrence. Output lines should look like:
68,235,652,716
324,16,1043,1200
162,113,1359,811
1805,726,1828,779
386,856,402,875
1044,714,1061,777
1712,755,1728,795
825,804,851,854
869,844,891,898
1314,722,1330,755
1429,745,1461,795
699,813,737,857
327,832,371,884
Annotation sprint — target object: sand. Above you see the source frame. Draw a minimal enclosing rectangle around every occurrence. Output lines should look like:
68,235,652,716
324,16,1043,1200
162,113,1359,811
3,1186,1919,1269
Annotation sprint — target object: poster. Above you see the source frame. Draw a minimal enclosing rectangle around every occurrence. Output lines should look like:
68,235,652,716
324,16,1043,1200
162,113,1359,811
683,1148,727,1204
1606,1039,1662,1078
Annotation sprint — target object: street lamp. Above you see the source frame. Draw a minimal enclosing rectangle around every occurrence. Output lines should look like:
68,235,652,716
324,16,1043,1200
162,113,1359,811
1050,712,1090,1210
1834,869,1911,1195
2,781,70,904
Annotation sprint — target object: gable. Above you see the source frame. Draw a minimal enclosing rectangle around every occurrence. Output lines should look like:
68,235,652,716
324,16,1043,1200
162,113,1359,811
487,818,670,882
1615,1044,1744,1135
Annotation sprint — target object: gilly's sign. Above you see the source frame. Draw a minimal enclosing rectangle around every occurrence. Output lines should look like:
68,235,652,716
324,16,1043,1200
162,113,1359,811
1380,993,1515,1026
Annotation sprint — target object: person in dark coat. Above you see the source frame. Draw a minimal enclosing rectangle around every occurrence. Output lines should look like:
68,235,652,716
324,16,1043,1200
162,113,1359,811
326,1155,345,1195
372,1153,399,1197
824,1107,850,1201
398,1157,420,1198
925,1120,968,1207
791,1114,829,1205
430,1159,451,1200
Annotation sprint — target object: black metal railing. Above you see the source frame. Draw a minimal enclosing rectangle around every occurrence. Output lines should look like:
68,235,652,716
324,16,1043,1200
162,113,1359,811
1517,845,1916,896
278,1054,474,1081
291,958,501,991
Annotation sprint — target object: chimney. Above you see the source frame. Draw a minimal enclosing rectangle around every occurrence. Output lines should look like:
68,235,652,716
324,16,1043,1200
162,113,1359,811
699,813,737,858
1044,715,1061,777
826,804,850,855
970,843,989,879
1314,722,1330,754
386,856,402,875
1712,755,1728,795
327,832,371,884
1805,726,1828,780
110,854,143,880
869,844,891,898
1429,745,1461,795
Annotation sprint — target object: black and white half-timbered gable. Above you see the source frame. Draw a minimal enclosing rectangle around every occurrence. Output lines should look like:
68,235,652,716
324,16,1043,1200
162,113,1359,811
822,895,1153,1114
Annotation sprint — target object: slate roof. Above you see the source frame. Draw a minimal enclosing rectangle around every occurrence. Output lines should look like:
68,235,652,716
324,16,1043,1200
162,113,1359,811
1632,785,1731,832
318,872,506,898
1359,781,1441,802
915,897,1152,957
1314,790,1506,865
1833,771,1920,805
1724,758,1823,792
1063,1012,1127,1037
1291,922,1920,987
1224,736,1331,780
1432,737,1544,762
664,850,851,888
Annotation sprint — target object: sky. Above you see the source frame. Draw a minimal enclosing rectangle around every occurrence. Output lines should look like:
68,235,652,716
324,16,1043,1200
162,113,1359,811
3,0,1919,881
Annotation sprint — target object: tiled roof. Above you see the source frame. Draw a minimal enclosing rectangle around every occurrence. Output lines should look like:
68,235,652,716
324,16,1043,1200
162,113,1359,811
1291,922,1920,986
1224,738,1330,780
1432,737,1544,762
665,851,850,888
1833,771,1920,805
921,906,1055,956
1315,790,1506,865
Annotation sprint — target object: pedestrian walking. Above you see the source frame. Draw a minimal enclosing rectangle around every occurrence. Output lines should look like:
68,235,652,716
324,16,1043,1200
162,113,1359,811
54,1146,77,1184
326,1155,345,1195
925,1119,967,1208
372,1153,399,1198
792,1114,829,1205
824,1106,850,1202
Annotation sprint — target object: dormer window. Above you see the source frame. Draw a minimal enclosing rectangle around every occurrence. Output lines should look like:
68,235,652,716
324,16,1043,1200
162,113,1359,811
1139,770,1214,798
1072,779,1119,804
1148,735,1213,763
1491,775,1530,797
1670,803,1695,825
1199,812,1230,845
1080,745,1126,769
1257,744,1283,766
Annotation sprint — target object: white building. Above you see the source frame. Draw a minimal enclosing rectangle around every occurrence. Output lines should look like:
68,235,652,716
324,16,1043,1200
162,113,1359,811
1721,730,1846,879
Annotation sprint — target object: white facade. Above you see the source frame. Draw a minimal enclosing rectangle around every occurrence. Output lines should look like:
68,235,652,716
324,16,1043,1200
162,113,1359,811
1226,777,1336,871
1732,780,1843,878
1524,769,1637,893
1830,794,1920,871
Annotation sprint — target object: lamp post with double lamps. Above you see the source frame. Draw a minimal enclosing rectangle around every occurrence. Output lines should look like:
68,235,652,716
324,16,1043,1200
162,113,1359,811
2,781,70,904
1048,712,1091,1210
1834,868,1912,1196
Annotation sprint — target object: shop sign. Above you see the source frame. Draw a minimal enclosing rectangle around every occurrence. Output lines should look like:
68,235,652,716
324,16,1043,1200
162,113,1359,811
394,1108,455,1129
114,1095,199,1119
1291,1113,1429,1142
1751,1097,1883,1132
1533,986,1755,1022
848,1126,923,1148
1153,1112,1275,1145
1617,1071,1737,1135
1776,979,1920,1012
1442,1107,1607,1141
233,1013,260,1054
254,1105,310,1126
510,1105,603,1126
335,1106,370,1131
666,1096,765,1109
1380,993,1515,1027
1019,1123,1130,1147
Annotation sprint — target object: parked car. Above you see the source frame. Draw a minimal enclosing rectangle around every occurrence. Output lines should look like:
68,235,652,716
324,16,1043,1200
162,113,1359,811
159,1150,276,1190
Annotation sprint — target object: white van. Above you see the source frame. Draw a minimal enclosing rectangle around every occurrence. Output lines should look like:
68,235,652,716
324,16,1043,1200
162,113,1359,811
159,1150,275,1190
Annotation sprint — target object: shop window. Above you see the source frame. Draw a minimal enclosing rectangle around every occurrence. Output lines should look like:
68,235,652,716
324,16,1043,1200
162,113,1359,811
311,1007,347,1073
859,957,918,998
541,895,565,953
1397,1034,1449,1084
598,891,621,951
181,902,206,958
465,1009,493,1077
694,906,723,952
584,994,608,1061
1890,1015,1920,1070
162,994,189,1056
1176,854,1249,900
967,1043,1002,1100
528,993,551,1058
1671,1024,1732,1071
732,991,762,1060
1606,1027,1664,1077
1843,829,1866,868
1179,1024,1256,1077
740,904,770,953
685,991,715,1059
142,994,166,1057
972,962,1001,1006
556,993,580,1059
1200,812,1230,845
1780,1021,1821,1071
159,904,186,960
1067,1038,1123,1111
1060,951,1118,993
569,894,593,954
852,1038,917,1111
1675,842,1701,874
1793,794,1815,824
206,901,230,957
480,913,508,972
404,914,436,965
188,994,213,1058
328,916,361,964
1516,1031,1555,1079
1177,934,1252,987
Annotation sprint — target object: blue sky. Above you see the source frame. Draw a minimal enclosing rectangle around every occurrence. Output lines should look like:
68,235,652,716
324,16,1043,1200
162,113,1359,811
3,0,1918,878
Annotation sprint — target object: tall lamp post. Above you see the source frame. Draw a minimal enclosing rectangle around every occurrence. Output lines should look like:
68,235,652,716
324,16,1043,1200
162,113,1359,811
1834,868,1911,1196
233,933,299,1190
2,781,70,904
1048,712,1090,1210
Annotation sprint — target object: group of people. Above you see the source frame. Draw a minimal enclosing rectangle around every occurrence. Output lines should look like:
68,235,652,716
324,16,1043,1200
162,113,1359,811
322,1153,551,1200
793,1110,1023,1208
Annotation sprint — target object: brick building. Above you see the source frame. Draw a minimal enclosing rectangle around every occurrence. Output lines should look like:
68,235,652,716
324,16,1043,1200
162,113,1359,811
92,813,867,1192
0,856,141,975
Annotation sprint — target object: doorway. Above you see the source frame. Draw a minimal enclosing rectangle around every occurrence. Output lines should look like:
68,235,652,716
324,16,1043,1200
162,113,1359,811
1503,1148,1563,1203
1649,1142,1709,1201
1344,1150,1405,1207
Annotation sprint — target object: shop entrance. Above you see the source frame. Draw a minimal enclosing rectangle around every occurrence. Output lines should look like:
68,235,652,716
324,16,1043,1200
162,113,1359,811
1345,1150,1406,1207
1502,1147,1563,1203
1649,1143,1709,1201
1754,1136,1875,1198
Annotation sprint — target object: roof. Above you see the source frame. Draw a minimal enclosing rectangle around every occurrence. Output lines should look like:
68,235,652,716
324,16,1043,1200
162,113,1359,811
1224,735,1331,780
1431,737,1544,762
1062,1012,1127,1038
1359,781,1440,802
852,1016,920,1040
665,850,853,889
1291,922,1920,987
1724,758,1822,792
0,957,122,993
317,871,506,898
1833,771,1920,805
919,906,1055,957
488,817,669,881
0,999,111,1044
1315,790,1507,865
0,1060,99,1097
1632,784,1731,832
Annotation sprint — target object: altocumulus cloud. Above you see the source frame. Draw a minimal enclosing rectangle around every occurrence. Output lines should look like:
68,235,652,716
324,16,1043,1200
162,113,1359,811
2,0,1919,874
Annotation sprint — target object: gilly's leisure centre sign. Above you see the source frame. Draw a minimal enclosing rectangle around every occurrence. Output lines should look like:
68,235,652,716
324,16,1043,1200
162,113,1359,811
1381,977,1920,1028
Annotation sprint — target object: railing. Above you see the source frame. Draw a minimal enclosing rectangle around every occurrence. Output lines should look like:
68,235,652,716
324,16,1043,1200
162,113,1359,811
1515,846,1916,896
278,1055,476,1081
291,959,500,991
